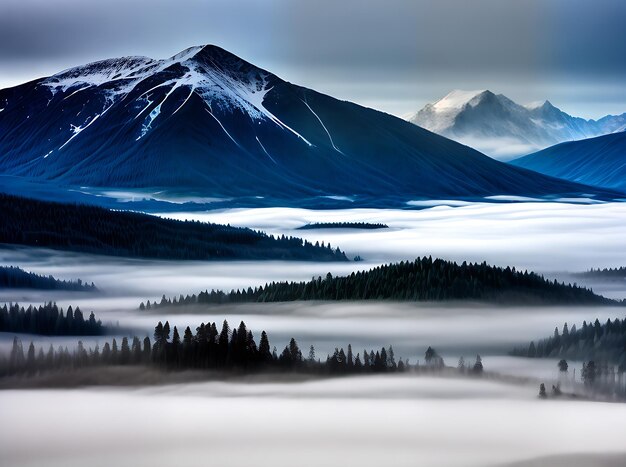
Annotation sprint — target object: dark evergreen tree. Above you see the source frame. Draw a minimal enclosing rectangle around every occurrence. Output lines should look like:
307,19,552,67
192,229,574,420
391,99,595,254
473,355,483,374
120,337,131,365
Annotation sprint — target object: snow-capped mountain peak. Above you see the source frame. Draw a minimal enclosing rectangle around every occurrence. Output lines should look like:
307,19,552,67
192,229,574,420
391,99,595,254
0,45,619,204
410,89,492,134
409,90,626,160
36,45,301,144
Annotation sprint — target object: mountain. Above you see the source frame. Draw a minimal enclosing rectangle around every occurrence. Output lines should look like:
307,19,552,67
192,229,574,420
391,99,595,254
510,132,626,191
408,90,626,160
0,46,619,206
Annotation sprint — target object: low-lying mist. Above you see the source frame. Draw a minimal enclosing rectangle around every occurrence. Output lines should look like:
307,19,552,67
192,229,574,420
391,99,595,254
2,204,626,466
161,203,626,272
1,376,625,467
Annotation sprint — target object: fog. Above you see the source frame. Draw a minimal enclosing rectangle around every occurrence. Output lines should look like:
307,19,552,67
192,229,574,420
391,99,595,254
2,203,626,466
1,377,626,467
1,204,625,370
161,203,626,272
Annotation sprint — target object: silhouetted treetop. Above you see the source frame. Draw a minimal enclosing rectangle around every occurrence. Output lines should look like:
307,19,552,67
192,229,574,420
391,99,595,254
0,302,104,335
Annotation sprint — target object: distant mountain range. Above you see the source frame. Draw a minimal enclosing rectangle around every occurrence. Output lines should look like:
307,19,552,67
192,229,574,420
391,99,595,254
0,47,620,207
511,132,626,192
407,90,626,160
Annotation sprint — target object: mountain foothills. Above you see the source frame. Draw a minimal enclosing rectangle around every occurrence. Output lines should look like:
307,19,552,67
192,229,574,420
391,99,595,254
0,45,618,206
408,90,626,160
511,132,626,192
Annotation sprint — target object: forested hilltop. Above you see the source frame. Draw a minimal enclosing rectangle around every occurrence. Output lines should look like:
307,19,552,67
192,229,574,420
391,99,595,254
142,257,616,309
0,194,347,261
0,266,96,291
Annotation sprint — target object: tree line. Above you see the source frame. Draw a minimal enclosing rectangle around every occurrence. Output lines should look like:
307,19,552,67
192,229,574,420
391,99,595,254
0,302,104,336
141,257,614,310
1,319,484,380
0,193,348,262
0,266,96,291
510,317,626,369
297,222,388,230
576,267,626,279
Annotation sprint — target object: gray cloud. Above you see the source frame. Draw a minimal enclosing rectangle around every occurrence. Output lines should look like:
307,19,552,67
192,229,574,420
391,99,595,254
0,0,625,118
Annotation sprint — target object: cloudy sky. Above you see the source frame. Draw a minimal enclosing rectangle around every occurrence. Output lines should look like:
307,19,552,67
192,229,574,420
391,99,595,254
1,0,625,119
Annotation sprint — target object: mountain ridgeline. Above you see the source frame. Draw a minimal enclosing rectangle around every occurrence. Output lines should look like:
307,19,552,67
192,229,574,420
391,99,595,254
0,193,347,261
141,257,615,309
511,132,626,192
0,45,619,207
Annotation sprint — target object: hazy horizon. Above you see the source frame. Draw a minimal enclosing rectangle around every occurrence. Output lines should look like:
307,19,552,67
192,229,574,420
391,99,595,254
1,0,625,120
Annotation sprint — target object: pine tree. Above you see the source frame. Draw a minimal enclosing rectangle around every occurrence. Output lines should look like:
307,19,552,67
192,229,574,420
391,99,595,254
120,337,130,365
473,355,483,374
258,331,272,364
26,342,36,374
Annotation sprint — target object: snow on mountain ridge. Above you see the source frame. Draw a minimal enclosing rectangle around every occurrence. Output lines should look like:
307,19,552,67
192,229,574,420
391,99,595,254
409,90,626,160
409,90,494,135
431,89,487,111
0,45,620,203
39,45,288,142
524,100,547,110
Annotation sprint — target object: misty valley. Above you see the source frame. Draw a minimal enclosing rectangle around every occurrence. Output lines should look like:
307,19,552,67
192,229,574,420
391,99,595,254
2,13,626,465
2,201,626,467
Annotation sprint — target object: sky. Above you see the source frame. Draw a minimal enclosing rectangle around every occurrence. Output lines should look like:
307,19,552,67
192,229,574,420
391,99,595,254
1,0,625,119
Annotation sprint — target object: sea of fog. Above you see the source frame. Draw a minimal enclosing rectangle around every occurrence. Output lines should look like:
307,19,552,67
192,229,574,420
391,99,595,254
1,376,626,467
2,202,626,466
161,202,626,272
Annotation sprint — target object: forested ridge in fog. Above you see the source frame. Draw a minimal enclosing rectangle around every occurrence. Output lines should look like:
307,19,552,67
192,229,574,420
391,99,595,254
0,266,96,291
141,257,616,309
0,302,105,335
0,194,348,261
